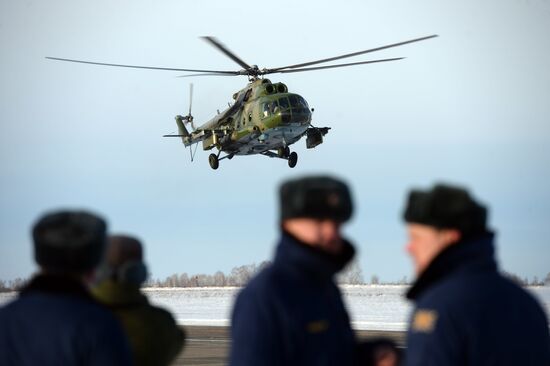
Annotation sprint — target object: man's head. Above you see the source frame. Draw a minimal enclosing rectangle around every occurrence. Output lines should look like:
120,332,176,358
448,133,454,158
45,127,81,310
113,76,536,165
33,210,107,276
402,184,488,275
280,175,353,254
98,235,148,286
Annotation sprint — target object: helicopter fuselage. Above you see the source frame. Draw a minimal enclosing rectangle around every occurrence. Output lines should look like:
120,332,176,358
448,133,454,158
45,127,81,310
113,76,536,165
196,79,312,155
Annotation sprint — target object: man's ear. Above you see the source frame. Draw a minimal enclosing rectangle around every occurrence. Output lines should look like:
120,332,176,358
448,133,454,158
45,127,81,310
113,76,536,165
443,229,461,246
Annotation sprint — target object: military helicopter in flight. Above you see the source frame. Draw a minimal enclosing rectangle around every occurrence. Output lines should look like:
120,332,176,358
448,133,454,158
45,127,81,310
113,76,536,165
46,35,437,170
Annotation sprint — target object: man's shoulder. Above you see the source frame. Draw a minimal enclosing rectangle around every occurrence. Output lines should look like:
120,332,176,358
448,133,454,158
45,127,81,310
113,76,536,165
494,277,549,316
10,290,121,326
117,298,184,350
0,291,132,365
0,291,128,349
241,264,290,295
417,271,546,317
234,265,289,309
137,300,180,325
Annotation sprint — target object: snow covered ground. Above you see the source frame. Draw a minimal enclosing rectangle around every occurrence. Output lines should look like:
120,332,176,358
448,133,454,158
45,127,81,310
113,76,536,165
141,285,550,330
1,285,549,331
141,286,409,329
341,285,411,330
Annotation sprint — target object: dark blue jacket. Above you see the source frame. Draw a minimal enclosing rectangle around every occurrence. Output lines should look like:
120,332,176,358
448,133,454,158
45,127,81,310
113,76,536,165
405,233,550,366
0,274,133,366
229,233,357,366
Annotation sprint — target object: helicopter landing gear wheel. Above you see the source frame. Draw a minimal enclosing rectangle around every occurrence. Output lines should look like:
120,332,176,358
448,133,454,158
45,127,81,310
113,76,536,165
208,153,219,170
277,146,290,158
288,152,298,168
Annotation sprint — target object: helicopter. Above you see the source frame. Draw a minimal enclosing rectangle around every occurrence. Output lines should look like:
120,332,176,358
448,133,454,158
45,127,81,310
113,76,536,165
46,35,437,170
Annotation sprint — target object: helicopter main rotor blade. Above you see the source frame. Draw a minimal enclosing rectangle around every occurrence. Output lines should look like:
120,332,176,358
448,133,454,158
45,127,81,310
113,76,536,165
266,35,438,73
176,73,240,77
201,36,253,71
269,57,405,74
45,57,240,75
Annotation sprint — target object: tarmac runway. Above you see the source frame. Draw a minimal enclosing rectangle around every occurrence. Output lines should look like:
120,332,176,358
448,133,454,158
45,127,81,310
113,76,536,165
173,325,406,366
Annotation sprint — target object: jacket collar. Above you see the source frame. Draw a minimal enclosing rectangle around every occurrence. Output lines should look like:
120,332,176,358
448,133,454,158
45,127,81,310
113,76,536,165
407,232,497,300
274,231,355,282
20,273,94,302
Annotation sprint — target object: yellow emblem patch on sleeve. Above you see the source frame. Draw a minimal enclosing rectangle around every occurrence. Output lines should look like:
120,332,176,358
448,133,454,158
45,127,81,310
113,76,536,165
412,309,438,333
306,320,329,334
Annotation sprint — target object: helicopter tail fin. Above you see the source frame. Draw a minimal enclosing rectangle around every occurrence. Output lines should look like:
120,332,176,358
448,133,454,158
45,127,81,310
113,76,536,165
175,115,190,142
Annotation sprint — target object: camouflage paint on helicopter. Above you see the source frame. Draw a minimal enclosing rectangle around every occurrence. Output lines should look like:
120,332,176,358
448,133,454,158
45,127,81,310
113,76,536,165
172,78,327,169
46,35,437,169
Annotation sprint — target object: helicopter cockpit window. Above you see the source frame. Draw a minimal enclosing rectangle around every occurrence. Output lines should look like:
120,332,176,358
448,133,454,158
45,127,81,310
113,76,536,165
289,95,298,108
262,101,279,118
262,103,270,118
278,97,290,111
289,95,308,113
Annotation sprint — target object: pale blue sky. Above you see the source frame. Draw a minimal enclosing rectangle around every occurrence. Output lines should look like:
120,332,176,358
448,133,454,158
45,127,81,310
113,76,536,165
1,0,549,282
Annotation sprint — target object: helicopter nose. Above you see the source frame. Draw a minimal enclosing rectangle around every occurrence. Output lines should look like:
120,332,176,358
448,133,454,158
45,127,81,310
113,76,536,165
282,112,291,123
289,108,311,126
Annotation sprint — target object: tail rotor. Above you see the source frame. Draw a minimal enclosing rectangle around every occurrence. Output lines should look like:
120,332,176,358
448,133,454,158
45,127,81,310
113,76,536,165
172,84,195,142
184,83,196,131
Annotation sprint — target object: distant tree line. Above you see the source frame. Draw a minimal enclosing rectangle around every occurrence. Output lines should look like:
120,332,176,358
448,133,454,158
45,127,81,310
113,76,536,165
502,271,548,287
145,259,369,288
146,261,272,288
0,278,27,293
144,263,549,288
1,269,549,292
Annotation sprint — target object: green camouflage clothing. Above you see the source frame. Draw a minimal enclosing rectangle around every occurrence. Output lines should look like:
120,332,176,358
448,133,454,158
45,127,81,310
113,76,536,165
93,280,185,366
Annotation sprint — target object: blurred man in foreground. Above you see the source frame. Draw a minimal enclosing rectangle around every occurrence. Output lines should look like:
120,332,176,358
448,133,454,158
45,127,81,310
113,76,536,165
93,235,185,366
402,184,550,365
230,175,398,366
0,210,132,366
